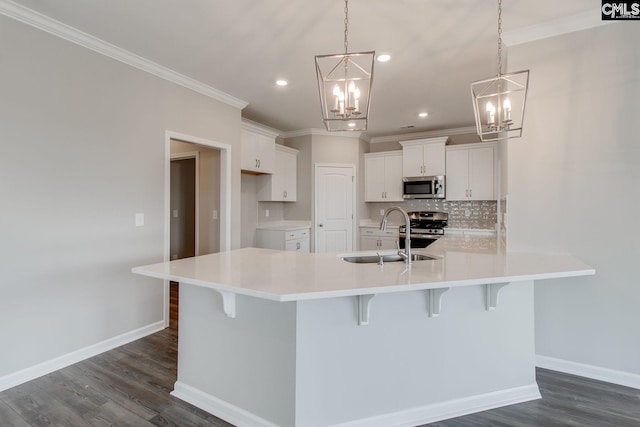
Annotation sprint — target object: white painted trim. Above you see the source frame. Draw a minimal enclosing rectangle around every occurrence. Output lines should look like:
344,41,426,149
280,128,363,139
172,380,539,427
334,383,541,427
241,118,281,139
369,126,477,145
0,321,165,393
0,0,247,110
171,381,280,427
170,151,201,257
165,131,232,326
536,355,640,390
502,9,614,47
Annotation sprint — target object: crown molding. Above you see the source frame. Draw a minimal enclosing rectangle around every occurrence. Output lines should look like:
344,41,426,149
241,118,281,138
0,0,248,110
280,128,363,140
368,126,477,144
502,9,613,46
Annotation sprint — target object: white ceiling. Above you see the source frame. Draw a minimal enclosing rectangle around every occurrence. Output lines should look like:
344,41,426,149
8,0,600,137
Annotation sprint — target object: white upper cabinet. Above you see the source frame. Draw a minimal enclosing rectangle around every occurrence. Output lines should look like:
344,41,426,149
364,151,403,202
400,137,447,177
258,145,298,202
241,123,277,174
445,142,496,201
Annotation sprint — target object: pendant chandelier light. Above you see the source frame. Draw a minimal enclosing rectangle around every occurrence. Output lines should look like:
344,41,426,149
471,0,529,142
315,0,374,132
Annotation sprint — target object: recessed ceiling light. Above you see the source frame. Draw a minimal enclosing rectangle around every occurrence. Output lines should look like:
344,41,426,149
418,112,428,118
376,54,391,63
275,79,288,86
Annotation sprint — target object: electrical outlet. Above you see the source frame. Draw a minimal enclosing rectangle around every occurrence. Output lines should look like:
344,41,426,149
265,209,270,218
465,209,471,218
172,209,178,218
380,209,385,216
135,213,145,227
212,210,218,220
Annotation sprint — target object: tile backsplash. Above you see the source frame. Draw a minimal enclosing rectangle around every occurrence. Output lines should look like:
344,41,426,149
367,200,497,230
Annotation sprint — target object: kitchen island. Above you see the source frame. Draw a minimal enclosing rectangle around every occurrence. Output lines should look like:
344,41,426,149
133,236,594,427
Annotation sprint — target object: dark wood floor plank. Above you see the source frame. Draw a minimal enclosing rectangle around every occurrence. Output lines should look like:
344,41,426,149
1,379,94,426
87,400,157,427
425,368,640,426
2,327,639,426
150,399,233,427
0,398,31,427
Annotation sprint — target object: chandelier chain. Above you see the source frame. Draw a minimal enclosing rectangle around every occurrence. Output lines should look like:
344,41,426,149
344,0,349,53
497,0,503,75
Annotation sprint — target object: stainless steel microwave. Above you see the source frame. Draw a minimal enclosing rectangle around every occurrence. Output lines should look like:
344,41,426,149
402,175,445,199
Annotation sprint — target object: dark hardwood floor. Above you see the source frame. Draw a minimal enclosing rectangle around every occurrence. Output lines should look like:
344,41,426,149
1,327,638,426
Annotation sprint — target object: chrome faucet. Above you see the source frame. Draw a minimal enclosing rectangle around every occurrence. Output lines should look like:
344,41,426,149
380,206,412,264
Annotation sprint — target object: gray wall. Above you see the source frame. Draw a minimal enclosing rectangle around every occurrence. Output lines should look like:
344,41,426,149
508,23,640,378
0,15,241,380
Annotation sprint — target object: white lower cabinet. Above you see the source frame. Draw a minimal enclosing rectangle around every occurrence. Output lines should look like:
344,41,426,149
256,228,310,252
359,227,399,251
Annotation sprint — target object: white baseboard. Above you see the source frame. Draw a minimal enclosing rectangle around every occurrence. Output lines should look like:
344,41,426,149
171,381,281,427
536,354,640,390
172,381,540,427
334,384,541,427
0,320,165,393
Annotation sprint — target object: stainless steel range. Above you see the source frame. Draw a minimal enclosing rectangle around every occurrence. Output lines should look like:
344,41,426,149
399,211,448,249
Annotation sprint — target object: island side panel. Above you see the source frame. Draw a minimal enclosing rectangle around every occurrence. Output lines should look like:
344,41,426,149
294,281,537,427
175,283,297,427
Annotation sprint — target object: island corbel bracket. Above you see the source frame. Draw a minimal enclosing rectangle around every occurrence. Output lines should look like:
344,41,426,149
484,283,509,311
358,294,376,326
425,287,449,317
213,289,236,318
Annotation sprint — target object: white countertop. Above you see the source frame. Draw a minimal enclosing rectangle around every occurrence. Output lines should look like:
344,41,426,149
255,221,311,231
133,235,594,302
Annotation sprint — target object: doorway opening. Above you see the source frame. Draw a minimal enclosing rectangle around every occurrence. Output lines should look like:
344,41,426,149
165,131,232,329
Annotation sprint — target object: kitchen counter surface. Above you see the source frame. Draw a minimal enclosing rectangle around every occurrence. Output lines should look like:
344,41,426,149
132,235,595,426
255,220,311,231
133,235,594,302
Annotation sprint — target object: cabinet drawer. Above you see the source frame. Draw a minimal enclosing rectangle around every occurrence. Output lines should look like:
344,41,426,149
285,228,309,241
360,227,398,238
285,237,310,252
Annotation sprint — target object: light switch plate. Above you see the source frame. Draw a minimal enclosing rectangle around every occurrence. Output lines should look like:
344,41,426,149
135,213,145,227
212,210,218,220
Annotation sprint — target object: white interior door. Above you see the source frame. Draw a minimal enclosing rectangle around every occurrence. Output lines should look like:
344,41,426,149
315,165,355,253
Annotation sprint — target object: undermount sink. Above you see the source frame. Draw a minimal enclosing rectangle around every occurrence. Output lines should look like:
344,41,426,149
341,253,439,264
